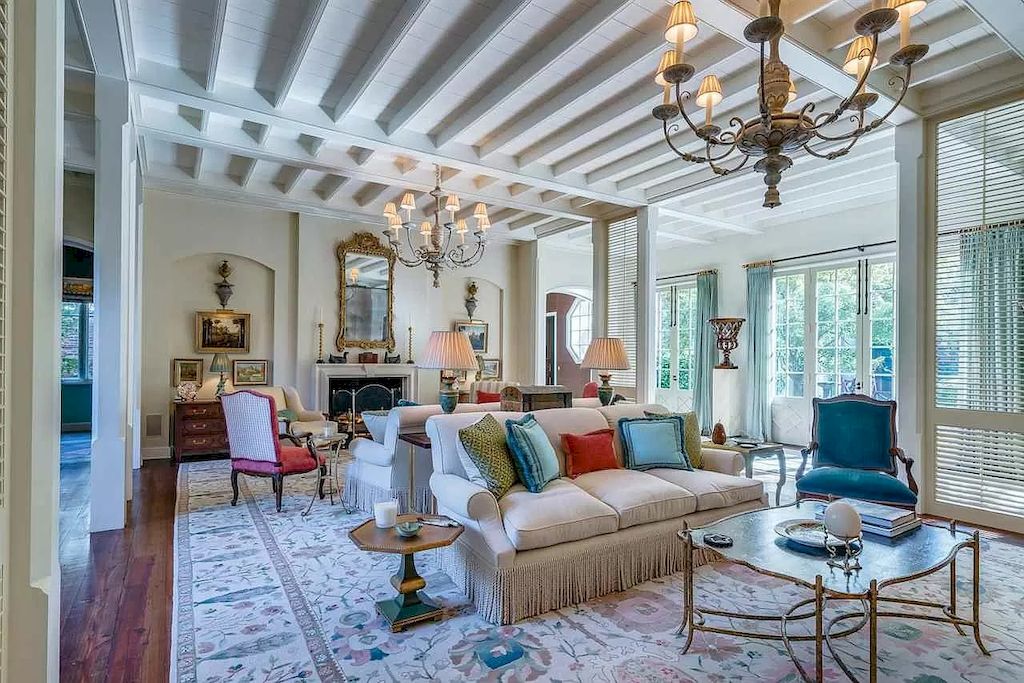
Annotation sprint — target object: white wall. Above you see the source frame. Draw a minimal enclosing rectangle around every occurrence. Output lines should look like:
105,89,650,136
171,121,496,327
656,200,898,440
141,190,521,457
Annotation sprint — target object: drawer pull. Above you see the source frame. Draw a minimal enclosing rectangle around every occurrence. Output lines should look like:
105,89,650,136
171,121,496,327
192,422,207,430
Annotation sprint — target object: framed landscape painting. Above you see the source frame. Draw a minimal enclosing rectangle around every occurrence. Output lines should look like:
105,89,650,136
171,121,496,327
195,311,251,353
454,320,488,353
171,358,203,387
481,358,501,380
232,360,270,386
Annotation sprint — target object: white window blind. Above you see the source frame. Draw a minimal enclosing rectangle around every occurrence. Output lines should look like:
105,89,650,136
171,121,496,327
932,98,1024,522
0,0,9,668
607,215,637,390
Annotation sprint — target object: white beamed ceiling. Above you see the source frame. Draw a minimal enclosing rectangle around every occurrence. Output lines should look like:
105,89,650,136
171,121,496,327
67,0,1024,241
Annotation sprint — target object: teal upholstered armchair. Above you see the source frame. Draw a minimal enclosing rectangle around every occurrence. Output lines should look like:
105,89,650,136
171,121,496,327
795,394,918,509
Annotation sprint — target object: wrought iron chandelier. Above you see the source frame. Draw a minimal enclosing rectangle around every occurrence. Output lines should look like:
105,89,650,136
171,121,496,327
652,0,929,208
382,164,490,287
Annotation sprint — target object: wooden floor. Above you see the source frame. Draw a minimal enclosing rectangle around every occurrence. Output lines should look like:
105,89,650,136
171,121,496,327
60,460,178,683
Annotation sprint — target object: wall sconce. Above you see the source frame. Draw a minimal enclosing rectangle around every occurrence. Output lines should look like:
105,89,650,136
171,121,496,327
708,317,745,369
215,260,234,308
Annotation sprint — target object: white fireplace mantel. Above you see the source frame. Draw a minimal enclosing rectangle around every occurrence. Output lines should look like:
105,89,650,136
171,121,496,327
313,363,419,413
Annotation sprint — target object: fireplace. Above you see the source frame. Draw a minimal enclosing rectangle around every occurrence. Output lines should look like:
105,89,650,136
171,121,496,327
313,363,419,440
329,376,404,419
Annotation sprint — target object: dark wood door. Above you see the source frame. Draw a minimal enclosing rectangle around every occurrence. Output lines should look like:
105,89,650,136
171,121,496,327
545,313,557,385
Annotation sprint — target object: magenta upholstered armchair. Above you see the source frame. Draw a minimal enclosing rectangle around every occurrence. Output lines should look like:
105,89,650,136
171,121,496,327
221,390,326,512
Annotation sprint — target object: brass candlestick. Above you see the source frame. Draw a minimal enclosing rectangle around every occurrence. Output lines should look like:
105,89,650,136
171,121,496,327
317,322,325,363
405,325,414,364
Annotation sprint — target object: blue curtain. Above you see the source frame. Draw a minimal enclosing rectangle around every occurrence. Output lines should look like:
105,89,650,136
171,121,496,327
745,265,774,441
693,271,718,434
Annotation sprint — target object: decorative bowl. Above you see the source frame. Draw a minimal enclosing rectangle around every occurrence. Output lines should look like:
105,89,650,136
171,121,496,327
395,521,422,538
774,519,844,549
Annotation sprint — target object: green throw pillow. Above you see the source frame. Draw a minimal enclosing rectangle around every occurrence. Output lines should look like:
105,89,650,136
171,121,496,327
505,414,561,493
457,415,519,498
645,410,702,469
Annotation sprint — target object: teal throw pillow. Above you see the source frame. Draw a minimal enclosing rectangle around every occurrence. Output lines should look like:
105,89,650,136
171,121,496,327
458,415,519,498
505,414,560,493
618,416,693,471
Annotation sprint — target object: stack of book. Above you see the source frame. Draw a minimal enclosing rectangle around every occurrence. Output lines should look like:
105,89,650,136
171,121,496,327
814,499,921,538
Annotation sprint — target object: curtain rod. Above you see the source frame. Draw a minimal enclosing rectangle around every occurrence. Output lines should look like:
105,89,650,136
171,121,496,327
742,239,897,269
655,268,717,283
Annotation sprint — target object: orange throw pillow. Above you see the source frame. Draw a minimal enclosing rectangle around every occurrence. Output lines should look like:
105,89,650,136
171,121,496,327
561,429,619,478
476,390,501,403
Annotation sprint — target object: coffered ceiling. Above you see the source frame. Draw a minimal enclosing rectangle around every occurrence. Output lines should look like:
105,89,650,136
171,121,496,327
65,0,1024,242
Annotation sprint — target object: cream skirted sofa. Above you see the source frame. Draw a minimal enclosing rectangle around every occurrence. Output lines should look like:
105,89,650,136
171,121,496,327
344,402,499,512
426,403,767,624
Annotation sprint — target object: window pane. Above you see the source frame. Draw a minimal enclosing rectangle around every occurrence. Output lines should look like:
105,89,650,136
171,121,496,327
677,287,696,390
771,273,805,398
86,302,96,379
657,290,671,389
566,297,592,363
869,262,896,400
61,302,82,379
815,266,859,398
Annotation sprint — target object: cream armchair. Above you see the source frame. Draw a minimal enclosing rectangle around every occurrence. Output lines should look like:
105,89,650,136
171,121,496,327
344,402,499,513
249,385,337,436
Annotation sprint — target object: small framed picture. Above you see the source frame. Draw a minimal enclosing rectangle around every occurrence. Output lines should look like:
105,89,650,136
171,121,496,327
195,310,251,353
171,358,203,387
232,359,270,386
454,320,488,353
480,358,501,380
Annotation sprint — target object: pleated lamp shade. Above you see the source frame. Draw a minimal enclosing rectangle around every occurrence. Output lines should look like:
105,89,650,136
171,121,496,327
418,331,480,371
209,353,231,373
843,36,878,75
581,338,630,371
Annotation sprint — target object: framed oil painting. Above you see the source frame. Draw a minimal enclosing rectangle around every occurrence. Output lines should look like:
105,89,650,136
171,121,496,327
171,358,203,387
481,358,501,380
232,359,270,386
454,320,488,353
195,311,251,353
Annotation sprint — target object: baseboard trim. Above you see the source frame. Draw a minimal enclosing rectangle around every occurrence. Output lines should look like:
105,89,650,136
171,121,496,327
142,446,171,460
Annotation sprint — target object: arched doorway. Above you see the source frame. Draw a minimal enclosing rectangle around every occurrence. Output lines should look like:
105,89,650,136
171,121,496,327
545,287,592,395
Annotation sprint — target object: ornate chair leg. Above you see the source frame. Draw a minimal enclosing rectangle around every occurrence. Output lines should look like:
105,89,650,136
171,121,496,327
231,470,240,506
319,463,327,500
274,474,283,512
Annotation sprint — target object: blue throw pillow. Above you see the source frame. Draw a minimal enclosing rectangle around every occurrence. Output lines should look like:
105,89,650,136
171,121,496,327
505,414,560,493
618,416,693,471
396,399,419,407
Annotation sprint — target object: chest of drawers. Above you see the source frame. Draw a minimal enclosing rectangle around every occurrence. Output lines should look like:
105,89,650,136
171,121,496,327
171,400,229,462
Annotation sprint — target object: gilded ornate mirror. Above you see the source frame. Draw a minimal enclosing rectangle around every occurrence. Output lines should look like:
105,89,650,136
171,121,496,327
336,232,396,351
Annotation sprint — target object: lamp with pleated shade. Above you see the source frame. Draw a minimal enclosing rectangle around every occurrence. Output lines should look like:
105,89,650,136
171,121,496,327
210,352,231,397
418,331,480,412
581,337,630,406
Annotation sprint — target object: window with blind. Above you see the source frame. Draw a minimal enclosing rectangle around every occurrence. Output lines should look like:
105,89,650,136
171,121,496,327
607,215,638,390
932,98,1024,523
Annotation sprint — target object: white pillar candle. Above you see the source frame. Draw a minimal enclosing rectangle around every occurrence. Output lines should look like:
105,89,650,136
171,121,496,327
374,500,399,528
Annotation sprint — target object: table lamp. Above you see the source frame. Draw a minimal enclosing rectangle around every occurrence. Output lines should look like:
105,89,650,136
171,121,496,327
581,337,630,406
418,331,480,413
210,352,231,397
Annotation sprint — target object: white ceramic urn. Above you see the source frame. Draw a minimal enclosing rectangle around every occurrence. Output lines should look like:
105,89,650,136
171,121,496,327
823,500,862,540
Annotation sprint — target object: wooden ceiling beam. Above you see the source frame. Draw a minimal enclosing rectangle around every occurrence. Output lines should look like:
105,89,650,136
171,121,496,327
205,0,229,91
272,0,330,108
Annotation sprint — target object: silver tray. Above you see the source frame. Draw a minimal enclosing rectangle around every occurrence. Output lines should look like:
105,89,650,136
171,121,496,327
774,518,845,549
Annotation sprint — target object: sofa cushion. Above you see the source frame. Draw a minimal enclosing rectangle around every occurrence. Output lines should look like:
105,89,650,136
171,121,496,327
618,416,693,471
796,467,918,506
561,429,619,478
646,468,765,511
505,414,561,493
458,414,519,498
498,479,618,550
572,469,697,529
476,390,501,403
645,409,703,469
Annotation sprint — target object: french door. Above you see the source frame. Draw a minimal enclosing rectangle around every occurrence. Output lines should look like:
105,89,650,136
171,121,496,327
655,284,698,412
771,257,896,443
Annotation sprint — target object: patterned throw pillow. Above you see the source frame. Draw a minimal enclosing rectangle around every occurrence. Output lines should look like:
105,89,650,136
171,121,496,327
645,410,702,468
457,415,519,498
618,416,693,471
505,414,561,493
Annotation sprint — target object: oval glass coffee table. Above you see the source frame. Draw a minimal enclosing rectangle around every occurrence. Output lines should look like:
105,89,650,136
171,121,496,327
677,503,988,682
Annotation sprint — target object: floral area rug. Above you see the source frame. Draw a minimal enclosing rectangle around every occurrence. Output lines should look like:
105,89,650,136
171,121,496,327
173,460,1024,682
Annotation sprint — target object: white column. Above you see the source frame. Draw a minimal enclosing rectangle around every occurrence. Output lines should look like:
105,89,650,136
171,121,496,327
591,219,608,338
8,0,64,678
894,119,926,509
90,75,132,532
636,207,659,403
129,166,144,472
516,241,543,385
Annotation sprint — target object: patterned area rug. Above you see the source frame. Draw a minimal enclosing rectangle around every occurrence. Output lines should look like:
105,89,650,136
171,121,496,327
173,460,1024,682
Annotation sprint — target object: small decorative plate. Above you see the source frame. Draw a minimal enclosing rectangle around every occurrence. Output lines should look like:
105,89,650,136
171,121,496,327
737,441,759,449
774,519,843,549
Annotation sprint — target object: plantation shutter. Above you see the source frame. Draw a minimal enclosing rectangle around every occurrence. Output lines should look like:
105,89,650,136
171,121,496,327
607,215,638,391
0,0,10,672
931,98,1024,525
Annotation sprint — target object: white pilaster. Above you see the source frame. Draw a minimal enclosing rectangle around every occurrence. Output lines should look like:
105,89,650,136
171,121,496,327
894,119,926,509
90,75,132,531
517,241,543,385
636,206,659,403
591,219,608,338
8,0,64,678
